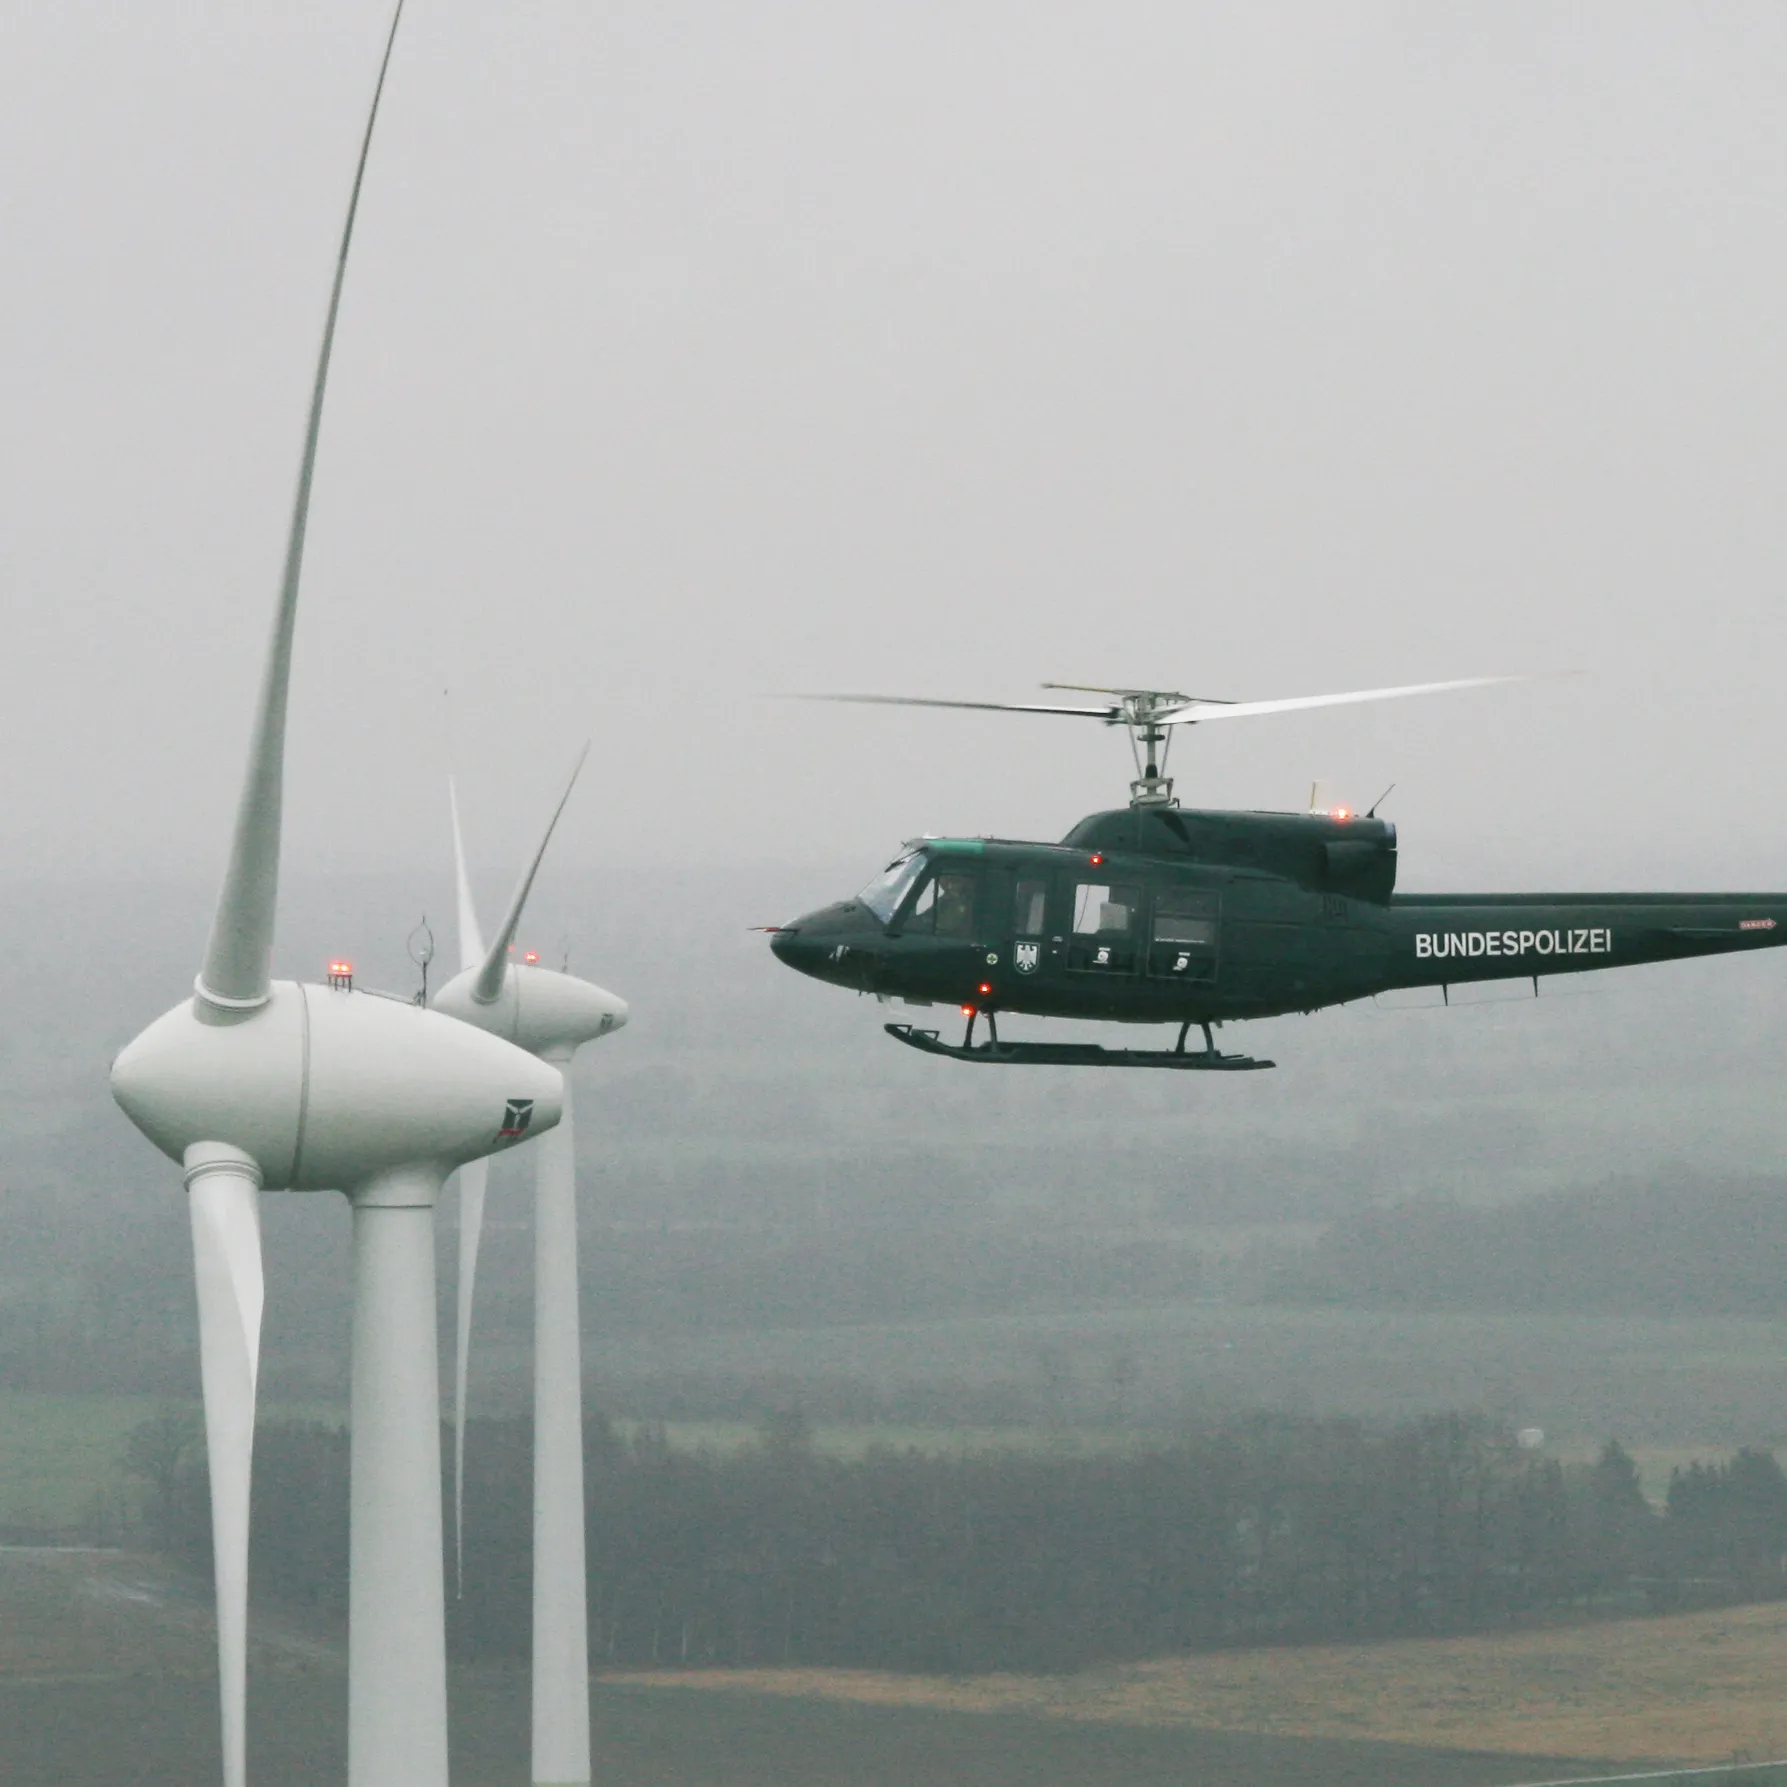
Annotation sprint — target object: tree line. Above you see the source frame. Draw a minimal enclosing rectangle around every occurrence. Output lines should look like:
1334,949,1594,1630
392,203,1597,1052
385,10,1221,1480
128,1410,1787,1674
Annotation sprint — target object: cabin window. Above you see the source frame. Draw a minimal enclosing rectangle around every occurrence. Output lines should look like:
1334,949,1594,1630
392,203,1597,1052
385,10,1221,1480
1150,888,1218,982
1153,910,1216,948
1068,881,1140,972
1014,878,1047,935
1072,883,1138,935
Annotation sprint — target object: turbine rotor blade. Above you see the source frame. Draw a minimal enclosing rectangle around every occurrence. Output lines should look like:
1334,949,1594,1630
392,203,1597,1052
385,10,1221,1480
185,1144,265,1787
448,777,485,974
195,0,406,1010
472,745,590,1005
1159,675,1516,727
451,1157,487,1598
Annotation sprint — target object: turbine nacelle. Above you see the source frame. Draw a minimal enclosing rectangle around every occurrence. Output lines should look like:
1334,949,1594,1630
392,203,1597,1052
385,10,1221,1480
433,961,627,1061
112,982,562,1189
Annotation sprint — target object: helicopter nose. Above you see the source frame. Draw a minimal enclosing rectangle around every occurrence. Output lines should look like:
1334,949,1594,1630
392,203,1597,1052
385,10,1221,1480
768,925,810,969
768,913,833,975
768,903,874,982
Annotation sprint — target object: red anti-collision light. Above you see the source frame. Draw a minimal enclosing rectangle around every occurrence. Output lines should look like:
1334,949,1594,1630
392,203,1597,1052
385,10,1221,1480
523,951,539,964
1090,853,1104,865
978,982,992,995
1334,807,1352,822
328,960,352,977
960,1004,975,1017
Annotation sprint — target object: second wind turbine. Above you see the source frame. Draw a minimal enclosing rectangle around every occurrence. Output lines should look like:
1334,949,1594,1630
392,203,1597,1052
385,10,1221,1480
435,748,627,1787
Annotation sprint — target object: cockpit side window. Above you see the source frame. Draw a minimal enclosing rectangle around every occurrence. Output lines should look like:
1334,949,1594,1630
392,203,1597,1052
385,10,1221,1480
897,870,976,939
857,853,926,924
934,872,975,939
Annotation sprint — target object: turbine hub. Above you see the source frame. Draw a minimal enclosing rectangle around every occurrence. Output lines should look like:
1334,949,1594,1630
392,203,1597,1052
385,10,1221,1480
433,963,628,1058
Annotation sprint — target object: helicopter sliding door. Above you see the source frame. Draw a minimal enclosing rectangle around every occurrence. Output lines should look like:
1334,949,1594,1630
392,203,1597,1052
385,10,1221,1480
1007,874,1050,981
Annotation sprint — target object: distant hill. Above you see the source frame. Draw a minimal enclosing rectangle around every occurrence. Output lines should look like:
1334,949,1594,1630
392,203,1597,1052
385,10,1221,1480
1253,1177,1787,1317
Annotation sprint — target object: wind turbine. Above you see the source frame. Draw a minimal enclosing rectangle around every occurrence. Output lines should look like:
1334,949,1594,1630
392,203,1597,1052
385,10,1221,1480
108,11,562,1787
434,751,626,1787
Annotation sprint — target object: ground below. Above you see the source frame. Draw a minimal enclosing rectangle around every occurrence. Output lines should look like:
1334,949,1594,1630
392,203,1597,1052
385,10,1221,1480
4,1544,1765,1785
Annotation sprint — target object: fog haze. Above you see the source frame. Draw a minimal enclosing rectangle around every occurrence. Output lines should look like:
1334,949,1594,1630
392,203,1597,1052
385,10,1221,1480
3,3,1787,892
4,0,1787,1373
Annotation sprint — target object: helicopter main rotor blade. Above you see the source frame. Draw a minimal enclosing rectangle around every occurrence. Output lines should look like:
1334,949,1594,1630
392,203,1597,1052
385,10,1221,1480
1158,675,1515,726
1040,682,1232,705
792,693,1117,720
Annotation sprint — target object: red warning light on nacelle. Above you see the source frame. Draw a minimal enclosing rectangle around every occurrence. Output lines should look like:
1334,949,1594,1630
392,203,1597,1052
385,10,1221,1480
523,951,539,965
328,960,352,977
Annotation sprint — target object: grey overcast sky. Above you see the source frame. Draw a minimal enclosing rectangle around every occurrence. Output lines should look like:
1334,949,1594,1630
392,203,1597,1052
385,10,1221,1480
5,3,1787,892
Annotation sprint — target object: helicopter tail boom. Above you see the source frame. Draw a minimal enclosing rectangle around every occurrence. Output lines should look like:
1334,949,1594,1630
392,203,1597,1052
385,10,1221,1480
1387,892,1787,991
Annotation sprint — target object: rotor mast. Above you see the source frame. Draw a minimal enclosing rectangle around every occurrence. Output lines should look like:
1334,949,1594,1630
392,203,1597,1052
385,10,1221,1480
1039,684,1189,807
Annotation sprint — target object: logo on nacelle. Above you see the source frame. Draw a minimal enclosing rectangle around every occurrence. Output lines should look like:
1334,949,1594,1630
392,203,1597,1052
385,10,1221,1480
498,1098,535,1139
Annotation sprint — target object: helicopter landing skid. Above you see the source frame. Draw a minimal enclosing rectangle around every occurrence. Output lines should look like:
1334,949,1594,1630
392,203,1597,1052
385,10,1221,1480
884,1023,1274,1071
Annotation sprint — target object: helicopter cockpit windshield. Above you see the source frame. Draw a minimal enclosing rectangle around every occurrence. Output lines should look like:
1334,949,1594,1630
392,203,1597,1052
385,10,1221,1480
857,852,926,924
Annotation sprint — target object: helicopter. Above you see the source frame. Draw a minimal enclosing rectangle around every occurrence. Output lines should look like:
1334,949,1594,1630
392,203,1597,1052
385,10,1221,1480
766,679,1787,1069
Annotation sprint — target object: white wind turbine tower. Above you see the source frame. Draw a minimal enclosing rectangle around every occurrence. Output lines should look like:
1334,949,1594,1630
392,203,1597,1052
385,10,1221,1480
108,10,562,1787
434,751,626,1787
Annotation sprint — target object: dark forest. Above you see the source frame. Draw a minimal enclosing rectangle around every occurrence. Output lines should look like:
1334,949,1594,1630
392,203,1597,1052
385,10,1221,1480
129,1412,1787,1676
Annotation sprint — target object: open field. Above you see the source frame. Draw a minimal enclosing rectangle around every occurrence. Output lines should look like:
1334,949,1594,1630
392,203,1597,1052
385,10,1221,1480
0,1547,1602,1787
0,1393,157,1530
616,1602,1787,1767
583,1302,1787,1449
16,1522,1787,1782
0,1393,342,1532
609,1415,1165,1458
0,1673,1614,1787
